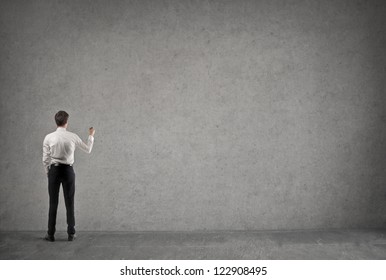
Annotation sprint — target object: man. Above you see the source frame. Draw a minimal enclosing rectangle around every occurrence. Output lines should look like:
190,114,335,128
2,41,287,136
42,111,95,242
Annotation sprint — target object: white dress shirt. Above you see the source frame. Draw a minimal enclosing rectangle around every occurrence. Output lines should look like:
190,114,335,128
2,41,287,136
43,127,94,173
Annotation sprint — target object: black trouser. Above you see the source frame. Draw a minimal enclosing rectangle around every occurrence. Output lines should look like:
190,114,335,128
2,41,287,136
47,164,76,236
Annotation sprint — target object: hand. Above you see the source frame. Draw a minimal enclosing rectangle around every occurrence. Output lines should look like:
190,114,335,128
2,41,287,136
89,127,95,136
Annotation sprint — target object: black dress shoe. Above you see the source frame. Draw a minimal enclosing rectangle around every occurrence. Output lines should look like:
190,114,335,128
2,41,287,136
68,234,76,241
44,234,55,242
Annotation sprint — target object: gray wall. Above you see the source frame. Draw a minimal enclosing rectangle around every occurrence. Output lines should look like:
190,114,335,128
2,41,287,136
1,0,386,231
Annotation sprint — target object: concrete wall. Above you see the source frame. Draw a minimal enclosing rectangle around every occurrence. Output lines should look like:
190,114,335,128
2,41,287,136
1,0,386,231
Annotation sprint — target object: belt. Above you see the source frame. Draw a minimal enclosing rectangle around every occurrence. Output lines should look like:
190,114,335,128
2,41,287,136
50,163,73,167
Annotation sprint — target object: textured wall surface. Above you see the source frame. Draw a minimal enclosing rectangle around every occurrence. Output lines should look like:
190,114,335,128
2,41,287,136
1,0,386,231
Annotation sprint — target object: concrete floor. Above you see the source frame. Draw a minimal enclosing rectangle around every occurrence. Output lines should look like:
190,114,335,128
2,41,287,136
1,229,386,259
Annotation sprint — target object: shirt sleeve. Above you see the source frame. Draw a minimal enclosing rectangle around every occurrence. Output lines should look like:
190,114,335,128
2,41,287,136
42,136,51,173
75,134,94,154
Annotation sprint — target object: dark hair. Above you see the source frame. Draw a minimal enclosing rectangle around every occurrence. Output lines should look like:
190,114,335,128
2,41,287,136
55,111,69,126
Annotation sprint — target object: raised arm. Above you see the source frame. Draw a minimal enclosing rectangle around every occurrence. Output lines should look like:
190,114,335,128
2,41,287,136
75,127,95,153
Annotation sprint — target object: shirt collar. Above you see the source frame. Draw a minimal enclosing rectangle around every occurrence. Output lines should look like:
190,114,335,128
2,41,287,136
56,127,67,131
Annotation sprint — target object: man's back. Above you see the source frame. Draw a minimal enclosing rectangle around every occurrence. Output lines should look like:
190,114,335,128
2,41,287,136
43,127,94,173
